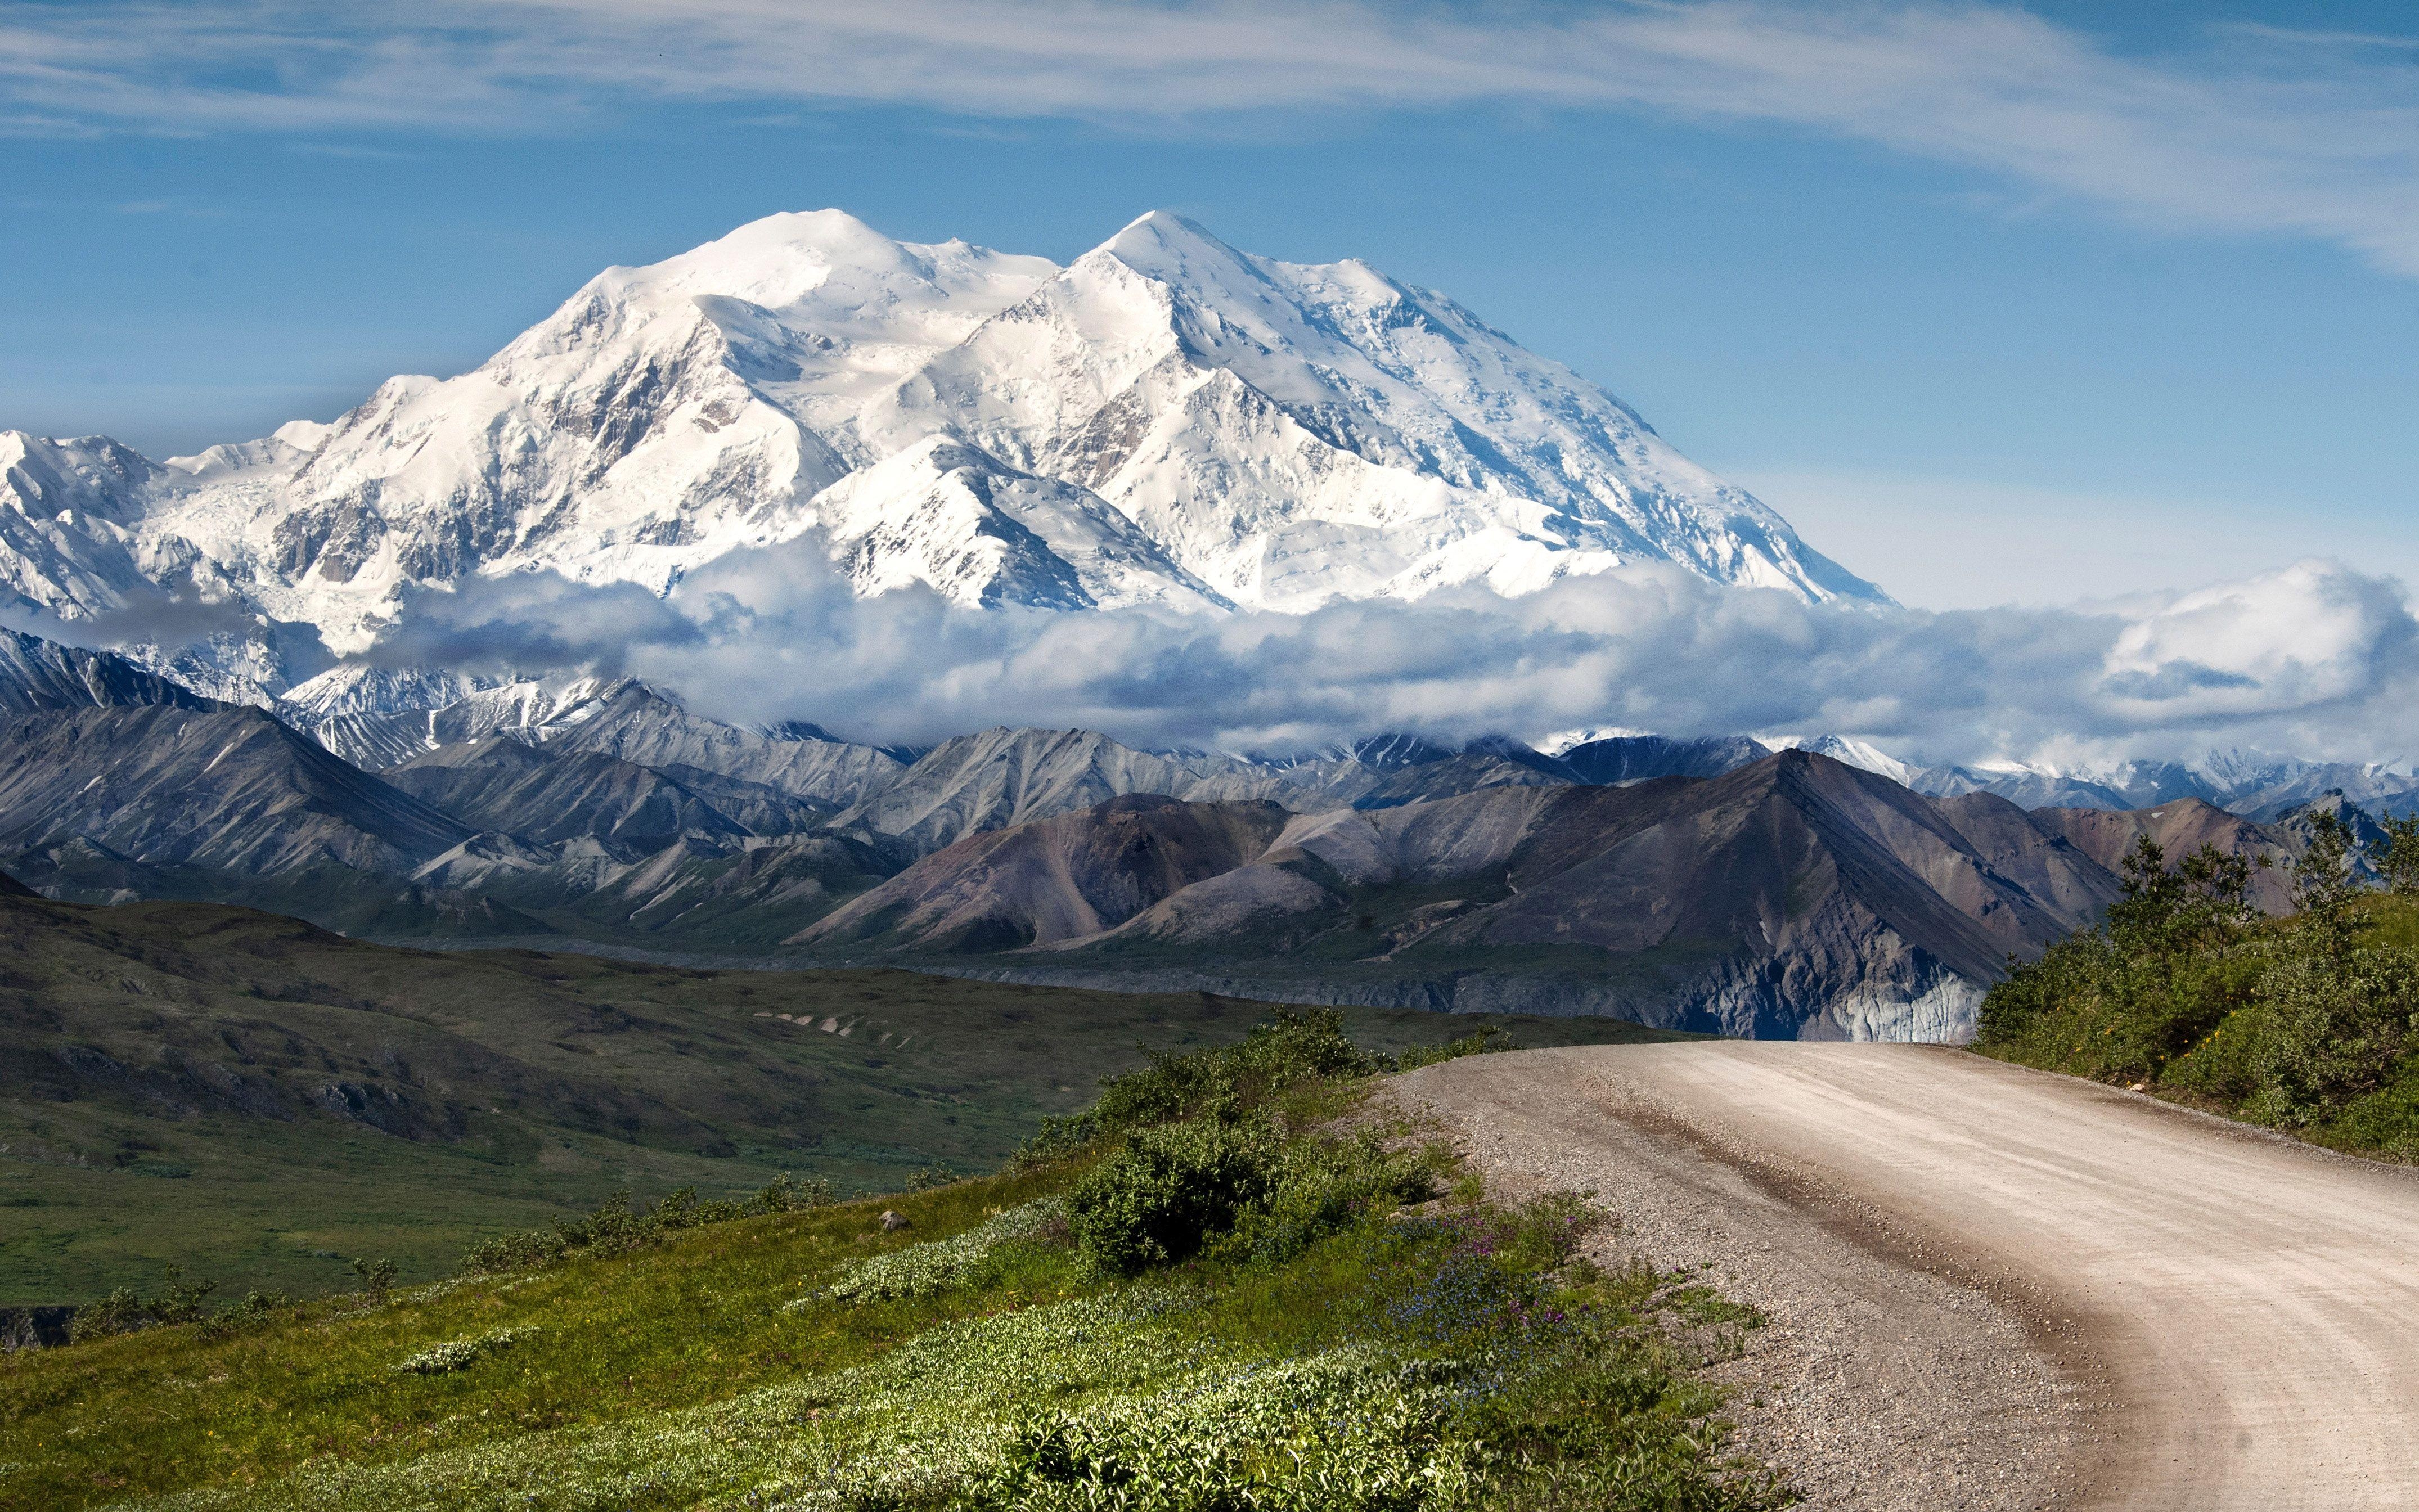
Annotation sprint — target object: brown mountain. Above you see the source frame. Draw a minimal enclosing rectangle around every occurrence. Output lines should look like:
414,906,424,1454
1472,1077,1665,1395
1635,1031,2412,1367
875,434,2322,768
799,751,2127,1040
2029,798,2296,915
807,795,1294,953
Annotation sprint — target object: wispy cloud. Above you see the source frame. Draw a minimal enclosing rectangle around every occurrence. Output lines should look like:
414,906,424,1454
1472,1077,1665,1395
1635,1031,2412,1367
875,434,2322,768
5,1,2415,274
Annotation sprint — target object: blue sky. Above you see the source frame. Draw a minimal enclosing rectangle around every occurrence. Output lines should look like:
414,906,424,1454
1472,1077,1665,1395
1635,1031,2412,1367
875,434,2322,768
2,0,2412,610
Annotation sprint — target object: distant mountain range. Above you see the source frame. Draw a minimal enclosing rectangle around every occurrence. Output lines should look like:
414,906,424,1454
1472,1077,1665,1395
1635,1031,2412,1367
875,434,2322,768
1751,732,2419,826
2,623,2363,1042
269,659,2419,826
0,209,1881,704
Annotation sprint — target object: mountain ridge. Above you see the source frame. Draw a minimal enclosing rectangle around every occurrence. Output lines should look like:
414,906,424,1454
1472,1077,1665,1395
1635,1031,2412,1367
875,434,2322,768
797,750,2161,1040
0,620,2357,1040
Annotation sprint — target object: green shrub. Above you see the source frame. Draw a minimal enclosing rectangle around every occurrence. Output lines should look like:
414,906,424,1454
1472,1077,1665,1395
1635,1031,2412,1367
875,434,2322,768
1981,831,2419,1155
2244,947,2419,1126
1005,1111,1101,1172
1064,1113,1441,1279
1396,1020,1521,1072
2372,813,2419,895
195,1289,294,1341
2317,1060,2419,1160
1109,1007,1374,1123
1011,1008,1509,1174
2159,1005,2265,1103
1067,1118,1283,1275
65,1266,216,1343
459,1173,834,1276
1221,1131,1437,1267
1981,836,2267,1085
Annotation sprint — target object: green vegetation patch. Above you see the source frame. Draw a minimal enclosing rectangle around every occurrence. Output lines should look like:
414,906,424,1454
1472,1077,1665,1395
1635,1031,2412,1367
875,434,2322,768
1978,814,2419,1159
0,887,1681,1302
392,1327,538,1377
0,1010,1784,1511
813,1196,1065,1306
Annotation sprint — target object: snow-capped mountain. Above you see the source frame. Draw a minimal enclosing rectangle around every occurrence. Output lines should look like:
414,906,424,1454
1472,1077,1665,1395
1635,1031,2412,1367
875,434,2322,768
275,666,608,769
0,209,1881,701
2170,753,2419,822
851,213,1878,610
1764,734,1922,786
1751,734,2419,820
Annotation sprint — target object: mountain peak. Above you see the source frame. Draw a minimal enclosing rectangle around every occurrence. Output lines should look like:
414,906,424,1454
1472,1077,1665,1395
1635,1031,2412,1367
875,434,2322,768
1,209,1885,699
1103,208,1230,253
582,208,1059,336
1086,213,1308,324
619,208,905,287
1092,209,1269,295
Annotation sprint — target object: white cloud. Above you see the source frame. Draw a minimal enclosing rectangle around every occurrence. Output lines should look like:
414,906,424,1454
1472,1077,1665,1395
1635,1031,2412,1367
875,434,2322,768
2098,560,2415,724
347,541,2419,766
5,1,2416,275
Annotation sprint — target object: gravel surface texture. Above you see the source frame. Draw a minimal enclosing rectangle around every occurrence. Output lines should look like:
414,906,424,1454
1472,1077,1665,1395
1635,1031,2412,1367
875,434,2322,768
1393,1046,2093,1511
1396,1040,2419,1510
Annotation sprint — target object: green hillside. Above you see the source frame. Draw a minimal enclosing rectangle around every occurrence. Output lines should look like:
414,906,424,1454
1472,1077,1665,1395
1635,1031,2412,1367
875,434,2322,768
0,891,1683,1303
0,1011,1780,1512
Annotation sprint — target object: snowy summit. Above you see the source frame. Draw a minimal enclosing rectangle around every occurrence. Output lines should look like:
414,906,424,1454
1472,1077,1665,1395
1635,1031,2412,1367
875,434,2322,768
0,209,1882,698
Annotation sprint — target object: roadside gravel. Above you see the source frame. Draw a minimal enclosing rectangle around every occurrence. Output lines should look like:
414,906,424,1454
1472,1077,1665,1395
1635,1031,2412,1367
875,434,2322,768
1392,1047,2090,1511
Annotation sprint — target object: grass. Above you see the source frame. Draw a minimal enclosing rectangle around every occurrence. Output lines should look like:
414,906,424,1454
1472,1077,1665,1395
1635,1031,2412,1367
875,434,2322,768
0,1014,1785,1512
0,892,1689,1303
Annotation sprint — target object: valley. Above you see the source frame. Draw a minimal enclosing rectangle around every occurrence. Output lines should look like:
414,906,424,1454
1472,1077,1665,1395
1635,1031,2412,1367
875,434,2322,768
0,880,1674,1303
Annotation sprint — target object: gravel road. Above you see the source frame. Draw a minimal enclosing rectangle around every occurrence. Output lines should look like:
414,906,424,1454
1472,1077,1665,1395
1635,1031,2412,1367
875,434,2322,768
1393,1042,2419,1511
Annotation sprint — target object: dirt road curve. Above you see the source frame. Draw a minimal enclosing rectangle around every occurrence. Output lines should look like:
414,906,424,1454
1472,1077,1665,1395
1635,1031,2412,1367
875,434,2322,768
1396,1043,2419,1511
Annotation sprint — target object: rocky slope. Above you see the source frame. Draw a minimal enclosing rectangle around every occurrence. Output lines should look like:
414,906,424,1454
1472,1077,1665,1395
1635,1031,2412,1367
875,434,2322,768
0,705,469,878
0,627,221,713
801,752,2130,1040
538,684,906,807
283,672,913,808
2027,798,2297,914
384,735,811,851
808,794,1295,954
824,727,1294,852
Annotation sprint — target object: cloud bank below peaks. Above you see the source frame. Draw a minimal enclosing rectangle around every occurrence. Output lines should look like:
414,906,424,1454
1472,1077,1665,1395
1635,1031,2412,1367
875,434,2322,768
360,538,2419,766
